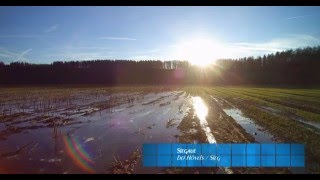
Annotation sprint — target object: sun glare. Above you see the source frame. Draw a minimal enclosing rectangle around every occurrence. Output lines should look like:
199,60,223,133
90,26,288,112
173,38,227,67
193,96,208,120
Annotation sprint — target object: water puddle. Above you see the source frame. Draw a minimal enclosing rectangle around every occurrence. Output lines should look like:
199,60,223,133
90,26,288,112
292,116,320,130
222,108,274,143
0,91,191,173
211,96,274,143
192,97,216,143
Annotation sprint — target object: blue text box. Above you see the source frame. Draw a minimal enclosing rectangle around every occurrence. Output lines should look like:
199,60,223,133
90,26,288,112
232,155,246,167
142,143,305,168
217,144,231,155
172,144,187,155
276,144,290,155
157,155,171,167
291,155,305,167
291,144,305,155
261,155,275,167
143,155,157,167
202,144,217,155
276,155,290,167
247,155,260,167
187,159,202,167
202,157,217,167
172,155,186,167
158,144,172,155
217,155,231,167
261,144,275,155
143,144,157,155
247,143,260,155
232,143,246,155
187,144,202,155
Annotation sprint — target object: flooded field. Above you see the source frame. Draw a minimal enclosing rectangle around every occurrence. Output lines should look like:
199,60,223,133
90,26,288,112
0,86,320,174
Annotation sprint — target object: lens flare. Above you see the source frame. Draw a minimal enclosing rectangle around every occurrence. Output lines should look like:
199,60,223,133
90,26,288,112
63,135,95,173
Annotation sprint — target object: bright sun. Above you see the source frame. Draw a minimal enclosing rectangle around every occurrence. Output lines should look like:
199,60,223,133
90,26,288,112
173,38,227,67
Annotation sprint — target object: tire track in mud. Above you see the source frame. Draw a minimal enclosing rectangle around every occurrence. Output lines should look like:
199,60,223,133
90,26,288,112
233,97,320,134
228,88,320,115
210,95,275,143
174,94,252,174
205,93,292,174
141,92,176,106
204,95,255,173
207,89,319,173
222,88,320,121
172,95,223,174
252,88,320,100
204,96,254,143
213,88,320,133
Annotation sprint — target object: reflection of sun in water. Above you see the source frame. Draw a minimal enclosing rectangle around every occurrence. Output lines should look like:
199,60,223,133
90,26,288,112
173,38,227,67
193,96,208,120
192,96,216,143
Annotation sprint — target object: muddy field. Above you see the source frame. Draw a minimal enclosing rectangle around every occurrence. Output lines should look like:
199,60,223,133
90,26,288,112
0,86,319,174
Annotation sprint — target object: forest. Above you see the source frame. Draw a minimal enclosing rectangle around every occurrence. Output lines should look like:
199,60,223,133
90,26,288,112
1,46,320,86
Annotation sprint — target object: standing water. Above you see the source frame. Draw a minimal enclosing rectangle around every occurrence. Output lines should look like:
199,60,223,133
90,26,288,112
192,97,216,143
211,96,275,143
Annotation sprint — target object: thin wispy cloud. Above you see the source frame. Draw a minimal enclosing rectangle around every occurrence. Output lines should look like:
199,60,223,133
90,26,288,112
125,48,162,60
131,48,160,54
44,24,59,33
224,34,320,59
18,49,32,61
99,36,136,41
0,53,12,58
129,55,164,60
0,48,32,63
230,42,284,52
65,46,111,50
45,52,114,61
129,55,149,59
285,14,313,20
169,34,320,60
126,48,161,55
0,47,18,57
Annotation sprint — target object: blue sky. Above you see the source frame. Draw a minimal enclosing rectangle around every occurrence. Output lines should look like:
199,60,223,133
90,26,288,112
1,6,320,64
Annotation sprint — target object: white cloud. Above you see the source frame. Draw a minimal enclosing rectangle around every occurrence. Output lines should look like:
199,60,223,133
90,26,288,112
99,36,136,41
44,24,59,33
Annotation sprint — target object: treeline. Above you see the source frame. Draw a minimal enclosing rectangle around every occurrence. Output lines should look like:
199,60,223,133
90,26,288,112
0,46,320,86
216,46,320,85
0,60,191,85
